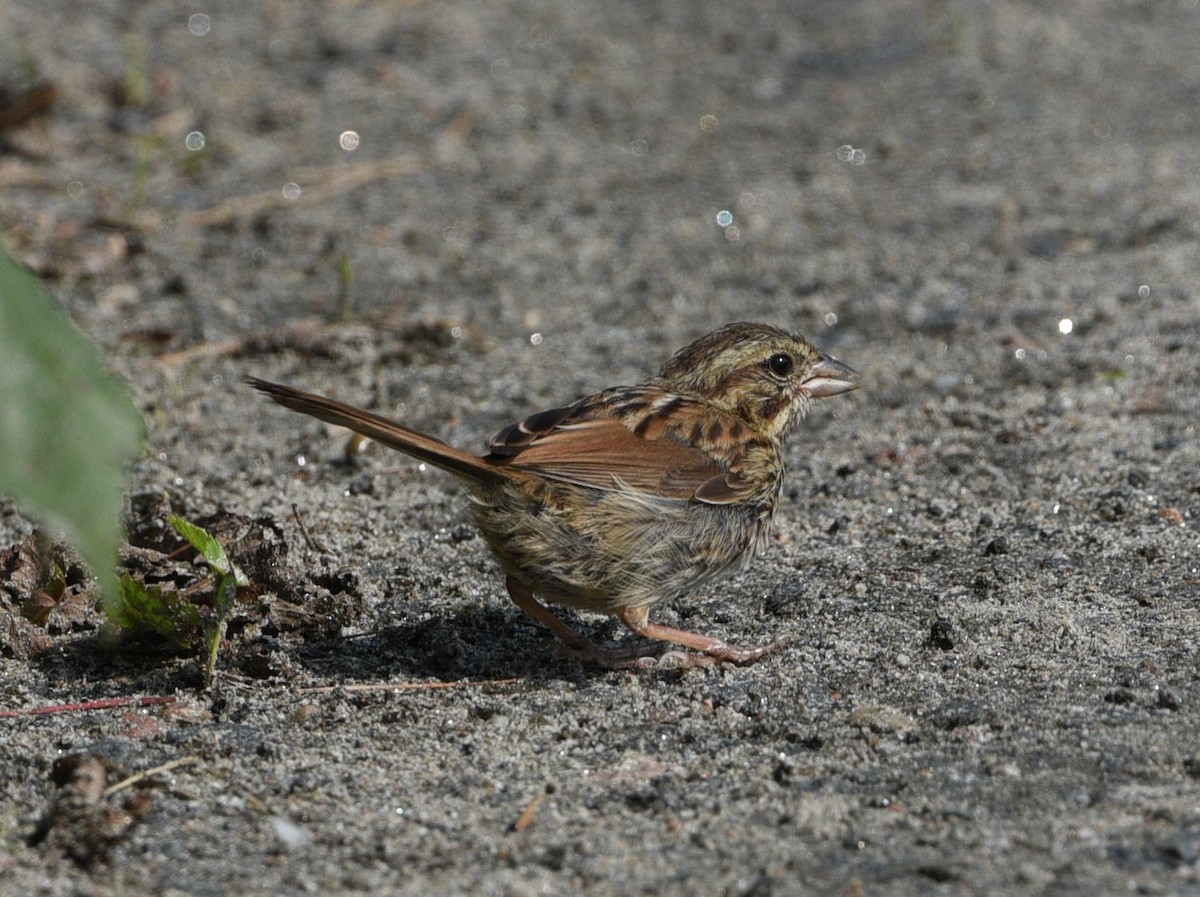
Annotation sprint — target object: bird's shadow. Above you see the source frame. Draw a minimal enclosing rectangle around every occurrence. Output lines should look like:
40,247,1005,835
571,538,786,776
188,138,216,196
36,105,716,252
287,604,669,685
17,601,688,698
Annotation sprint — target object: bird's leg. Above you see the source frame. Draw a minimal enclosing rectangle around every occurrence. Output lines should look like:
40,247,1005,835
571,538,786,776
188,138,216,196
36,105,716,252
617,604,790,667
504,577,666,669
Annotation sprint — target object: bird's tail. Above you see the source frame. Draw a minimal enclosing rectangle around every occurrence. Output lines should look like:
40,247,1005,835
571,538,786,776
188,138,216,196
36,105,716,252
246,377,505,485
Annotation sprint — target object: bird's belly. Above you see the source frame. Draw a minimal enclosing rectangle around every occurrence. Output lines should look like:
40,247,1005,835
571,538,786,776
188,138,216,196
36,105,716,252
470,480,769,613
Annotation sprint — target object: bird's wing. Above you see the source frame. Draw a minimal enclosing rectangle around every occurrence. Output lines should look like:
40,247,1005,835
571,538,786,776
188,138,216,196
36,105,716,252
488,392,757,503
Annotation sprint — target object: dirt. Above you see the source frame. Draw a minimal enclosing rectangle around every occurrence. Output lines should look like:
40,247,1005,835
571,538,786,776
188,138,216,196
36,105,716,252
1,1,1198,895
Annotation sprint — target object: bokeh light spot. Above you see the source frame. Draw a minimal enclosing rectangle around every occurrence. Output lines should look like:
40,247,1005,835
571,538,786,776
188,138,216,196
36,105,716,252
188,13,211,36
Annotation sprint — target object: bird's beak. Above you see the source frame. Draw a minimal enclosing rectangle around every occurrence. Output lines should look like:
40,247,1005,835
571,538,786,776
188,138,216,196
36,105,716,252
802,354,861,398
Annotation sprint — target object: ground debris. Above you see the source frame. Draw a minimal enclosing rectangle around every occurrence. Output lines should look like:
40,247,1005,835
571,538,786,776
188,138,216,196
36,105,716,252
27,753,152,868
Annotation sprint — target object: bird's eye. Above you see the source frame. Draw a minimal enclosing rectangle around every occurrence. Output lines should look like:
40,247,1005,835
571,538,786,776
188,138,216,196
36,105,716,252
766,352,793,378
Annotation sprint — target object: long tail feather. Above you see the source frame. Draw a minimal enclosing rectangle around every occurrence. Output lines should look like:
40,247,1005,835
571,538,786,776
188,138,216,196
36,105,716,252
246,378,506,485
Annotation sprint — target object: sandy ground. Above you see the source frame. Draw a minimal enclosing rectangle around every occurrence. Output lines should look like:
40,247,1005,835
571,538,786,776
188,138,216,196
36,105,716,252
1,1,1198,894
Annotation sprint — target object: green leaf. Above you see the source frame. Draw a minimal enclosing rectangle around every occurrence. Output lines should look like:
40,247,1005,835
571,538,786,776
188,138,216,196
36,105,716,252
0,244,143,611
166,514,250,686
203,573,239,684
110,573,202,647
168,514,249,587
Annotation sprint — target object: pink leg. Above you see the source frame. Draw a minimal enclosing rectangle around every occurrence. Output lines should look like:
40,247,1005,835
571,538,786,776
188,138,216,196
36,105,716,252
504,577,666,669
617,604,790,666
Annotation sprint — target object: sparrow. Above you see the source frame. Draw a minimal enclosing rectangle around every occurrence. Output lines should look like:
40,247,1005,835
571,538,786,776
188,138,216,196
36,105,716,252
248,322,860,668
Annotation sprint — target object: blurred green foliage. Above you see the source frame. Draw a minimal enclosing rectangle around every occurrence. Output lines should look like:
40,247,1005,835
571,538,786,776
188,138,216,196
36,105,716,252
0,244,143,610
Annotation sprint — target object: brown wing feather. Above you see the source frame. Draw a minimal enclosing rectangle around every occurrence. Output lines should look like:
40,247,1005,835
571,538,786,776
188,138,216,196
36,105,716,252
487,387,766,502
488,403,581,456
493,418,727,499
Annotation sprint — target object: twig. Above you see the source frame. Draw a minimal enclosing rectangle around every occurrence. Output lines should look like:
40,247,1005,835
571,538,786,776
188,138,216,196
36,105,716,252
154,335,247,369
153,316,356,368
511,791,546,833
180,154,422,228
0,695,177,719
292,502,328,554
102,755,200,798
297,678,518,694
